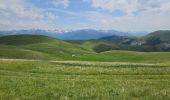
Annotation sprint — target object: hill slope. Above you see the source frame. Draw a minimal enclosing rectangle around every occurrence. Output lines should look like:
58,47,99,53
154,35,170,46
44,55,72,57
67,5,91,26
145,30,170,43
0,35,57,45
0,44,51,59
77,30,170,52
0,35,91,60
1,34,170,63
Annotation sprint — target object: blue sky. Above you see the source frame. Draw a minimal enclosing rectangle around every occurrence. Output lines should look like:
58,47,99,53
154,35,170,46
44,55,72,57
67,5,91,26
0,0,170,32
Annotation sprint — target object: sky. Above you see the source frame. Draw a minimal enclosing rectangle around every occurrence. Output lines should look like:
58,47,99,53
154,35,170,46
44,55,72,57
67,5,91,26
0,0,170,32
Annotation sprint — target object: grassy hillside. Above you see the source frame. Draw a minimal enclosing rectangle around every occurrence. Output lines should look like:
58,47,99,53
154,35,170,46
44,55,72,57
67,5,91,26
1,34,170,63
0,60,170,100
0,34,170,100
0,44,51,60
23,41,91,60
0,35,91,60
69,39,160,53
77,50,170,63
72,30,170,53
0,35,57,45
145,30,170,43
68,40,114,52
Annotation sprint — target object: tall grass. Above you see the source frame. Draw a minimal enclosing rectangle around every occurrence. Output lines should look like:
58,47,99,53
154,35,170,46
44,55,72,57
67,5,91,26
0,60,170,100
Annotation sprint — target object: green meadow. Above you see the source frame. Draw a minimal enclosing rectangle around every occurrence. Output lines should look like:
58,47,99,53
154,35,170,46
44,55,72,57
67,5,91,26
0,60,170,100
0,35,170,100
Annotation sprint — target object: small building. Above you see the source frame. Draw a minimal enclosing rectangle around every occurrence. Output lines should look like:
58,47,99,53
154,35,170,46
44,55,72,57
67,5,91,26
130,40,146,46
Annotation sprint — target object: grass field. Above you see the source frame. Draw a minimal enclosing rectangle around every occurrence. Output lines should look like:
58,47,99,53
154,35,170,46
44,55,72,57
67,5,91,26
1,35,170,63
0,35,170,100
0,59,170,100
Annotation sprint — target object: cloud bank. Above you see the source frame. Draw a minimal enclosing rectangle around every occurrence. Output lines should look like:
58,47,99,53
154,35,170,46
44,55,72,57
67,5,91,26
0,0,59,30
83,0,170,31
0,0,170,31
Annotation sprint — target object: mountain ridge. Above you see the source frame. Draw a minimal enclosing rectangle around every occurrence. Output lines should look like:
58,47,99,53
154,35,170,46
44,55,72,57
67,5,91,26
0,29,147,40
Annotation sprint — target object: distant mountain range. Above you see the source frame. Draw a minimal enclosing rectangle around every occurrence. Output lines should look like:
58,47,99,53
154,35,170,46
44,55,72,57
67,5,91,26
0,29,147,40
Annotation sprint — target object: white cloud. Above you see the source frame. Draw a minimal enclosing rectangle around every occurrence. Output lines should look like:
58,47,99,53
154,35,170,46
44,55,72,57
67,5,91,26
53,0,69,8
85,11,170,31
83,0,170,15
83,0,170,31
83,0,138,15
45,12,58,20
0,0,169,31
0,0,60,30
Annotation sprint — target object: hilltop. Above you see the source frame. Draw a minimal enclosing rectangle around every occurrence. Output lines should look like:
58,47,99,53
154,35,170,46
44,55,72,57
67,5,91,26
145,30,170,43
0,35,57,45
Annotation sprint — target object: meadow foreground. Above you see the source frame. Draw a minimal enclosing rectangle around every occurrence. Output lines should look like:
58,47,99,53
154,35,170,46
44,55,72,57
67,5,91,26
0,59,170,100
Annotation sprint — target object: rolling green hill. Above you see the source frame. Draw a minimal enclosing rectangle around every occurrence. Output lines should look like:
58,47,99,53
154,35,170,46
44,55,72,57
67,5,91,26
145,30,170,43
0,35,58,45
72,30,170,53
1,60,170,99
0,44,51,59
0,34,170,63
0,35,92,60
76,50,170,63
0,34,170,99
